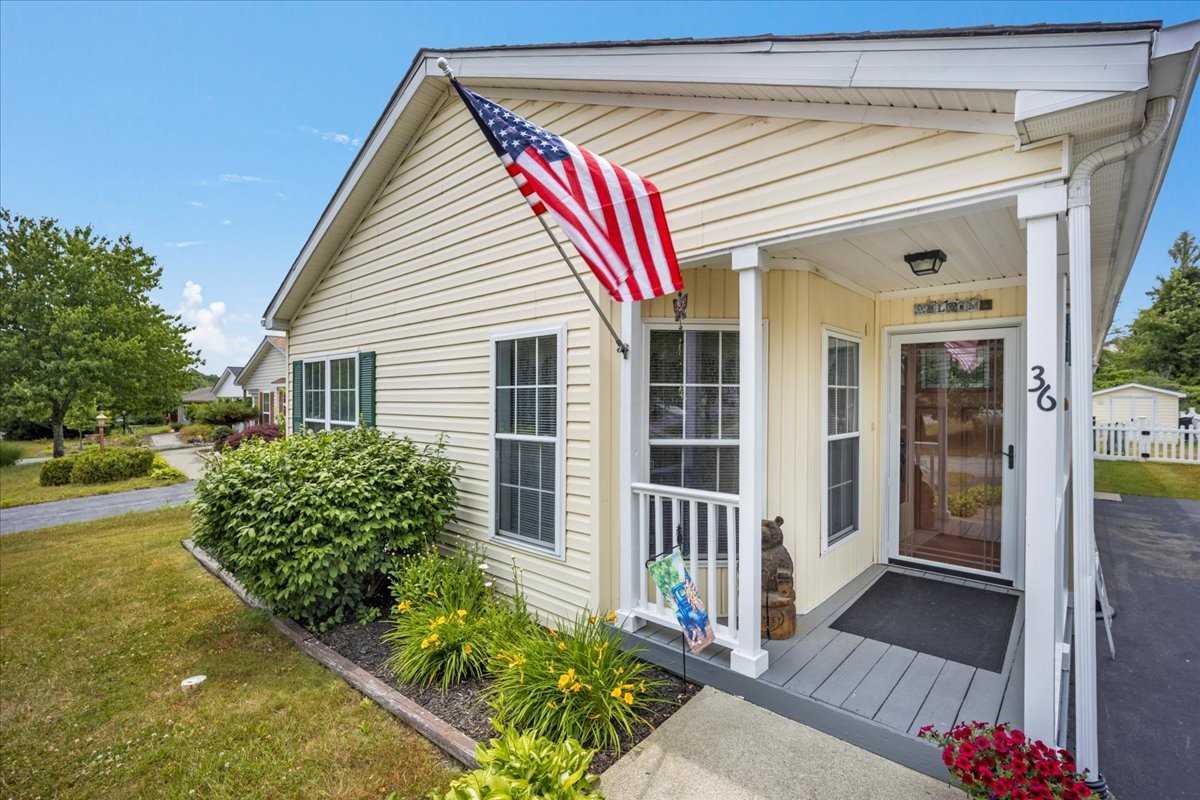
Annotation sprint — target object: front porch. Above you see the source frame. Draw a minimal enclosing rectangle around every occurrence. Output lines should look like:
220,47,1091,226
621,563,1026,779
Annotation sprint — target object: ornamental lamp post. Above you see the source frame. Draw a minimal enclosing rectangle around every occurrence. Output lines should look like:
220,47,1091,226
95,412,109,448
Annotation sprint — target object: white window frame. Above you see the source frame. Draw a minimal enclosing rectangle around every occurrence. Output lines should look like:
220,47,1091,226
301,351,360,432
821,327,863,554
488,324,567,558
259,390,273,425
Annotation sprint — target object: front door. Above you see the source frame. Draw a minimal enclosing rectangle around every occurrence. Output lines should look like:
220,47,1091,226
886,328,1020,582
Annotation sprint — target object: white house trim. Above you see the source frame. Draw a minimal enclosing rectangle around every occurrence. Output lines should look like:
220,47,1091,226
1092,382,1185,398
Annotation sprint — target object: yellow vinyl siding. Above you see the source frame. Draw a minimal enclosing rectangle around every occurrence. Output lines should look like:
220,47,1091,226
1092,386,1180,428
288,92,1060,621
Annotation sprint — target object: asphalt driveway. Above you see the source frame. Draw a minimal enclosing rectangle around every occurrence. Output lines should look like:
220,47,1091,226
1093,494,1200,800
0,482,196,535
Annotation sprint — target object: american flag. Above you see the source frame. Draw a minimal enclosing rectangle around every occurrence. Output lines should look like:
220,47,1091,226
452,81,683,302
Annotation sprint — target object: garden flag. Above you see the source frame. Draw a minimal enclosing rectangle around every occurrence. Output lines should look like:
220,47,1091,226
648,550,714,654
448,78,684,303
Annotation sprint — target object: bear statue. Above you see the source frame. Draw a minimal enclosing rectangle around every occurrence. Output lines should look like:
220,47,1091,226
761,516,797,640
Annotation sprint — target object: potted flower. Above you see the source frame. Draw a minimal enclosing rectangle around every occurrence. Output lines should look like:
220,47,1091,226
919,721,1095,800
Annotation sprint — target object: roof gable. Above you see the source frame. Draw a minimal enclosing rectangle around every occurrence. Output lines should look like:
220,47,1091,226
1093,382,1186,398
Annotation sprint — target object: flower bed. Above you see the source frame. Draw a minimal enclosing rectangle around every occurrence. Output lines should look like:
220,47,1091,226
316,618,698,773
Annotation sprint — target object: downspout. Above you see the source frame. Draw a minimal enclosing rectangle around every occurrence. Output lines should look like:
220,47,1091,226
1067,94,1174,799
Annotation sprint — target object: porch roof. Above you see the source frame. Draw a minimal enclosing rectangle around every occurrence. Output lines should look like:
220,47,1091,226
262,19,1198,351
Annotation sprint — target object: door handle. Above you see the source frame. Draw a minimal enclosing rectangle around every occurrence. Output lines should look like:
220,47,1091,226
998,444,1014,470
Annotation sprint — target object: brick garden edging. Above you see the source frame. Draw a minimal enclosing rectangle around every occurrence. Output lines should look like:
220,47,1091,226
181,538,479,768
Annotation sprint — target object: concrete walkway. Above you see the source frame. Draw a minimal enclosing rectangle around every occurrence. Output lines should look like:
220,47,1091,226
601,687,960,800
156,446,208,479
0,481,196,536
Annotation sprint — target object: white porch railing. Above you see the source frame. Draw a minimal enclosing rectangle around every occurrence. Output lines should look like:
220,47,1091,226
629,482,742,650
1093,423,1200,464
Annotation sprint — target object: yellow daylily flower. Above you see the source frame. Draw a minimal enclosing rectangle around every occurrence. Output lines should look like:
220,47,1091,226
557,641,567,652
605,610,618,624
610,686,623,699
463,643,473,655
570,682,583,693
588,615,598,624
623,692,634,705
456,609,468,619
396,600,412,614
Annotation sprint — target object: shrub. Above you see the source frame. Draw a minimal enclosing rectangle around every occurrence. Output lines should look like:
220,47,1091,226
69,447,155,484
0,442,21,467
169,422,183,432
390,547,491,611
178,423,213,442
221,423,281,452
488,611,667,753
192,427,458,630
148,455,187,482
384,599,495,690
439,727,601,800
39,456,77,486
190,398,257,426
919,721,1093,799
210,424,234,442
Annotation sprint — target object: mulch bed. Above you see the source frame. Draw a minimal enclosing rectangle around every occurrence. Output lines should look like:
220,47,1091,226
316,620,700,772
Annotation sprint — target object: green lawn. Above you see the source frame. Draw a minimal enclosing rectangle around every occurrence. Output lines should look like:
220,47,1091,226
0,508,458,799
1095,460,1200,500
0,461,189,509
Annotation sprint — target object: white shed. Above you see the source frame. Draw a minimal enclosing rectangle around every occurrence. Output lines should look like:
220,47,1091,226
1092,383,1185,428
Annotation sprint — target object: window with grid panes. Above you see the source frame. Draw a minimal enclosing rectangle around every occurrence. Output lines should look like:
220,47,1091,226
648,328,738,558
824,332,860,548
494,333,560,551
302,356,357,431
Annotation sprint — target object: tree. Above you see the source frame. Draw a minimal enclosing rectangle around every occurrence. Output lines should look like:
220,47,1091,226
1104,231,1200,385
0,210,199,456
189,398,257,426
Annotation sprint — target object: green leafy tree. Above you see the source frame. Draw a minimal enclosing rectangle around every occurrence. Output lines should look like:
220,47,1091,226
189,398,257,426
63,397,99,452
0,210,199,457
1102,232,1200,381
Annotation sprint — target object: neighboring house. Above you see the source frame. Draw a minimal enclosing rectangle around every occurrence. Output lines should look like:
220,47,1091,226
174,386,217,424
212,366,247,399
237,335,288,427
1092,382,1185,427
261,22,1200,781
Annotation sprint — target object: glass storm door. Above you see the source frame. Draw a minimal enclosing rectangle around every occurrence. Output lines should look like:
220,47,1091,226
888,329,1019,580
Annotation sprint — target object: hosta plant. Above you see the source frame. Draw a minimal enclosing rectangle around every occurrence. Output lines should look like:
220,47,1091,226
438,726,602,800
919,721,1094,800
487,611,667,753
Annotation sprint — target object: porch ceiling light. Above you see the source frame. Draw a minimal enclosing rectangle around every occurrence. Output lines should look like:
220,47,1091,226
904,249,947,277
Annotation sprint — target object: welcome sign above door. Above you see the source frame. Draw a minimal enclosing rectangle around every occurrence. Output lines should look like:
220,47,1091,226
913,297,994,315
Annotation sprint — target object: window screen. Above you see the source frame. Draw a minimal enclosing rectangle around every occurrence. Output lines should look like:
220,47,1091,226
329,357,357,428
648,328,738,558
826,334,860,547
494,334,559,550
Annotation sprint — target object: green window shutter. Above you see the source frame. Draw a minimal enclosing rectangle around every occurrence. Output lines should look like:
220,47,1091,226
291,360,303,434
358,351,376,427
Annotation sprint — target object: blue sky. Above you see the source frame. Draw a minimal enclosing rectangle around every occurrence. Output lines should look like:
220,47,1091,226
2,1,1197,368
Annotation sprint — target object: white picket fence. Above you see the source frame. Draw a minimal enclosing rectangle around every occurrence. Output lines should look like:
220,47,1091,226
1093,422,1200,464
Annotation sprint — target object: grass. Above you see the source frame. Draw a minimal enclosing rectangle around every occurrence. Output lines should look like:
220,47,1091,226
6,437,55,459
1095,460,1200,500
0,462,189,509
0,508,459,799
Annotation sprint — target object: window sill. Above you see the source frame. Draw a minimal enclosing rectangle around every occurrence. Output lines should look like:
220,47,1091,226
491,529,565,561
821,528,861,557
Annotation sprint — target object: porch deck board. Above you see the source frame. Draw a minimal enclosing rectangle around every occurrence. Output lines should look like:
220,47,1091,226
621,565,1024,781
841,644,918,718
908,660,975,734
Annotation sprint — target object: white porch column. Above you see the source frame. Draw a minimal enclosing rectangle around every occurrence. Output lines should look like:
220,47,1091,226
616,299,645,630
1018,184,1066,742
1068,178,1100,777
730,245,769,677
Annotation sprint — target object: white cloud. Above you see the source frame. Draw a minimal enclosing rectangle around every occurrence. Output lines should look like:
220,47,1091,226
165,240,206,249
187,200,207,208
219,173,267,183
221,219,232,226
300,125,361,147
178,281,255,368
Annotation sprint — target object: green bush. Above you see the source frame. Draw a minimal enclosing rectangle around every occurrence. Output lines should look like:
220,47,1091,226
488,611,666,753
69,447,155,484
210,424,233,442
390,547,491,611
148,455,187,483
384,599,495,691
39,456,77,486
439,727,602,800
0,442,21,467
192,427,458,630
178,423,213,442
189,398,257,426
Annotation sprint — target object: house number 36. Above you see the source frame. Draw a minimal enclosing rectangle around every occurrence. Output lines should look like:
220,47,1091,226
1028,365,1057,412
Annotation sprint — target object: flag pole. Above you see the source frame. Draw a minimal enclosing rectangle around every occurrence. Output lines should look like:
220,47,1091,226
436,57,629,359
